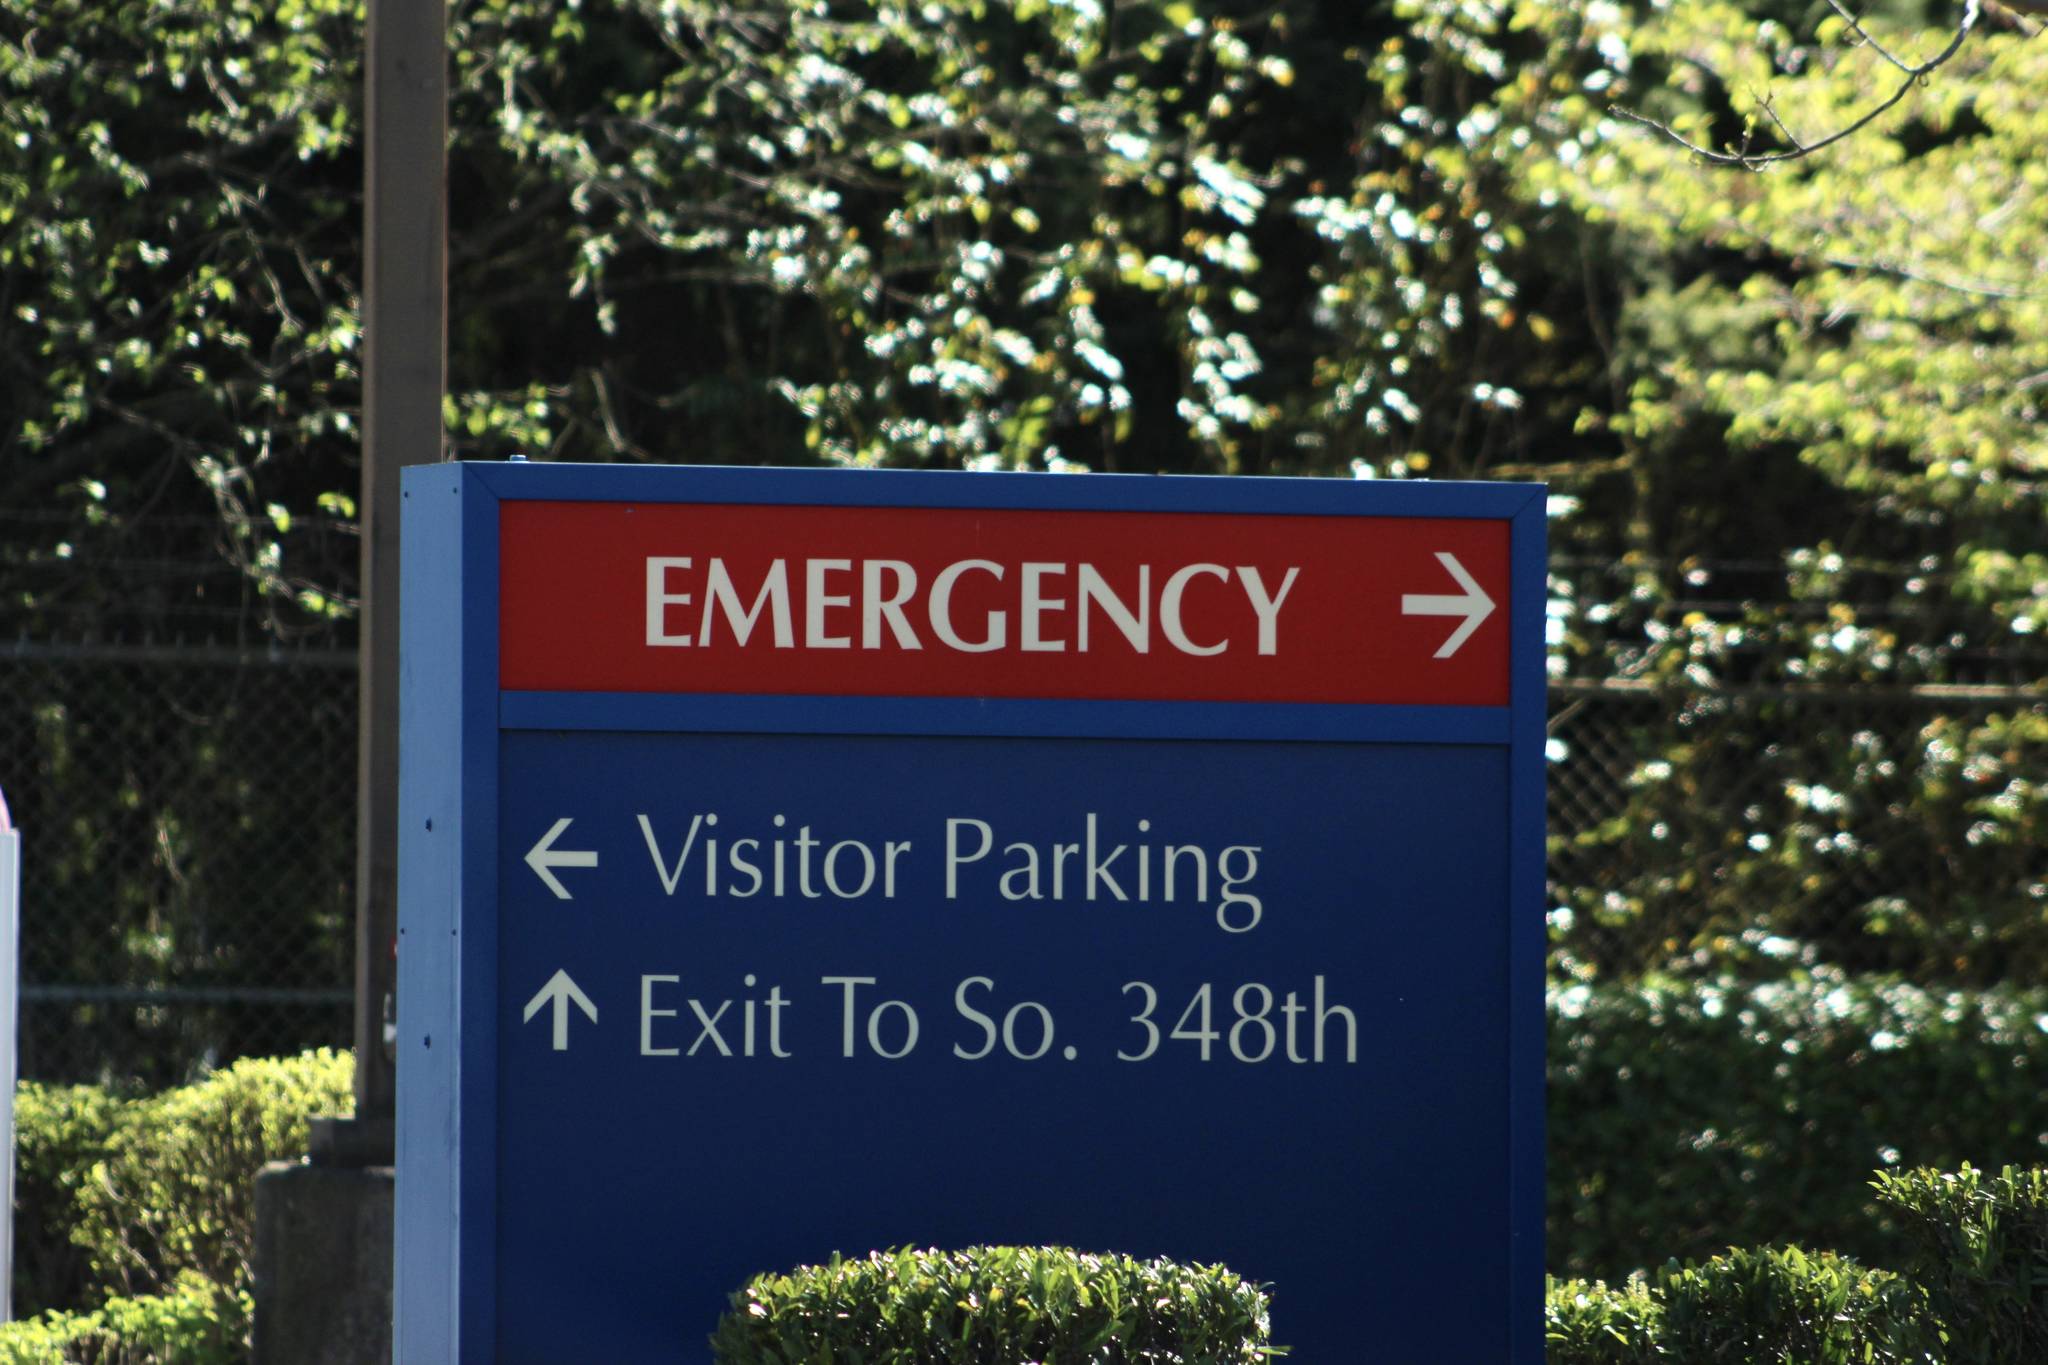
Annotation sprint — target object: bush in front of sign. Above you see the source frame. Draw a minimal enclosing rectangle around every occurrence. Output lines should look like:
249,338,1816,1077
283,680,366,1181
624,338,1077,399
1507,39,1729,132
69,1050,354,1305
1874,1164,2048,1365
0,1052,348,1364
1655,1247,1929,1364
1548,1248,1928,1364
11,1080,124,1316
1544,1274,1661,1363
711,1245,1275,1365
0,1273,244,1365
1547,1169,2048,1365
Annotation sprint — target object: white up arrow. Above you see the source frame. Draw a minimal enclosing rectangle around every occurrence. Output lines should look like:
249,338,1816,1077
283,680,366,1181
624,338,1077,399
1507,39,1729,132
523,969,598,1051
1401,552,1497,659
525,817,598,899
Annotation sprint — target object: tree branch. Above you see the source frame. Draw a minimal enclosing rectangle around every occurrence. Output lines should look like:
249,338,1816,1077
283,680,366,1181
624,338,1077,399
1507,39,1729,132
1610,0,1982,170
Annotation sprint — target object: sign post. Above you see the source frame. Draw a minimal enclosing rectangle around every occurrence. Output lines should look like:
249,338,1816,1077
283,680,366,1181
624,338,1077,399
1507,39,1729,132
397,463,1546,1363
0,786,18,1323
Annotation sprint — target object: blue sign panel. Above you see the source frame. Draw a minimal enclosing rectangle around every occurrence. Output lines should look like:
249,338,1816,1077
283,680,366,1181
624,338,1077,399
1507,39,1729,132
397,463,1546,1364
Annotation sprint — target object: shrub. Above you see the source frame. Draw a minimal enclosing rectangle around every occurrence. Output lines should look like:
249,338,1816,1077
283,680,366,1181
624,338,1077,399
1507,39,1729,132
1874,1163,2048,1365
1544,1276,1661,1364
1549,971,2048,1275
1546,1248,1934,1365
12,1082,123,1316
0,1273,245,1365
1654,1246,1930,1364
69,1050,353,1305
711,1246,1275,1365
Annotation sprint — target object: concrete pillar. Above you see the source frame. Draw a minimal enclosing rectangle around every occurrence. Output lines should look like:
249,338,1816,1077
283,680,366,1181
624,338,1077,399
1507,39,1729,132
251,1156,394,1365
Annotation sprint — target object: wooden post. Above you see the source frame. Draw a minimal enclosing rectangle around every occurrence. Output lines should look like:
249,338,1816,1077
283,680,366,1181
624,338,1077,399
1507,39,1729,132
355,0,446,1133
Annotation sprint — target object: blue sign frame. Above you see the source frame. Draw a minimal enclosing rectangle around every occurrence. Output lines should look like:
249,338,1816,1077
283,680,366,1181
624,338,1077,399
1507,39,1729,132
397,462,1547,1363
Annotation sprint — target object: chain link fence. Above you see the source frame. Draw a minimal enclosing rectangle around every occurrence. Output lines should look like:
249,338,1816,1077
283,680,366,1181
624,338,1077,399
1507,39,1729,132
1548,679,2048,985
0,581,2040,1084
0,642,356,1087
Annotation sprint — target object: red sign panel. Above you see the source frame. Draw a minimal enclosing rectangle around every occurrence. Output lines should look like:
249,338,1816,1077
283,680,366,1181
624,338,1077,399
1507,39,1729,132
499,500,1509,706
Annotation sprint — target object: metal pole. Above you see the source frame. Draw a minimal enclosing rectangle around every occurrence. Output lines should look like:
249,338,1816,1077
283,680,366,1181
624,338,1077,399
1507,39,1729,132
356,0,447,1134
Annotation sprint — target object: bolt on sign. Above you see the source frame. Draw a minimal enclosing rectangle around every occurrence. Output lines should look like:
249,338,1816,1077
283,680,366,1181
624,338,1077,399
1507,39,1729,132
395,463,1547,1364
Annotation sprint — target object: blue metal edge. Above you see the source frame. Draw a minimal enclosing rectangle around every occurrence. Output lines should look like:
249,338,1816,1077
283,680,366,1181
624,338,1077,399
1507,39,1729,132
1505,488,1550,1361
499,691,1512,746
395,464,465,1364
395,464,504,1365
466,459,1540,520
457,470,503,1364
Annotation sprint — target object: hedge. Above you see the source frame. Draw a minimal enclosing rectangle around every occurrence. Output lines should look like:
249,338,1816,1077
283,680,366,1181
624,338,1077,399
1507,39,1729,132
1545,1274,1662,1363
67,1049,353,1304
0,1274,245,1365
711,1246,1275,1365
1548,1166,2048,1364
5,1051,351,1362
1549,970,2048,1276
1876,1164,2048,1365
12,1082,123,1316
1547,1249,1929,1365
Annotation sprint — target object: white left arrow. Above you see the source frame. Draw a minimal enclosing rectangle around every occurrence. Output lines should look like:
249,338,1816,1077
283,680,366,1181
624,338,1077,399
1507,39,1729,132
1401,551,1497,659
523,969,598,1051
526,817,598,899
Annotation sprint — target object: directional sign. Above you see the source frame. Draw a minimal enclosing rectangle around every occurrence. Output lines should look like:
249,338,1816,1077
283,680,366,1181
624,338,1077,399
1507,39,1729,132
522,819,597,900
1403,550,1498,657
520,969,597,1052
396,464,1546,1365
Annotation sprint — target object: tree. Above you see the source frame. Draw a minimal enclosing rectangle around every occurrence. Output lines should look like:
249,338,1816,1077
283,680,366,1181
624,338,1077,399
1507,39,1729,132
4,0,2043,993
1,0,364,639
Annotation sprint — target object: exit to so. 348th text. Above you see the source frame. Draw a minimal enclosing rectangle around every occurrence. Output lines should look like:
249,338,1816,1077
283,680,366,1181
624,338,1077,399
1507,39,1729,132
519,971,1359,1066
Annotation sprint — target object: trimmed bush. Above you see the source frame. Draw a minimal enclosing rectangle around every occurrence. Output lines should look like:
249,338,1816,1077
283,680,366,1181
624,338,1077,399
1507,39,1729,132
1550,971,2048,1275
12,1082,123,1316
1875,1163,2048,1365
2,1053,351,1363
0,1273,245,1365
1544,1277,1661,1364
1654,1246,1929,1364
1540,1277,1654,1358
70,1050,353,1305
711,1246,1275,1365
1547,1249,1933,1365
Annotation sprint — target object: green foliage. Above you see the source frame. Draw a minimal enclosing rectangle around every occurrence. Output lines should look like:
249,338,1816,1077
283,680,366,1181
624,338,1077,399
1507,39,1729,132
69,1050,353,1309
1545,1276,1662,1364
1547,1248,1932,1365
446,0,1369,476
1548,693,2048,984
2,1054,350,1360
1549,973,2048,1277
710,1246,1275,1365
1515,0,2048,673
7,0,2044,685
0,1274,246,1365
1874,1164,2048,1364
11,1083,123,1316
1550,0,2048,549
0,0,365,633
1655,1246,1930,1364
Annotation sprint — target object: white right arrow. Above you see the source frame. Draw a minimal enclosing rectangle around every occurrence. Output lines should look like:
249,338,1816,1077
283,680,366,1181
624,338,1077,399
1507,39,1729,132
1401,552,1497,659
525,817,598,900
522,969,598,1051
